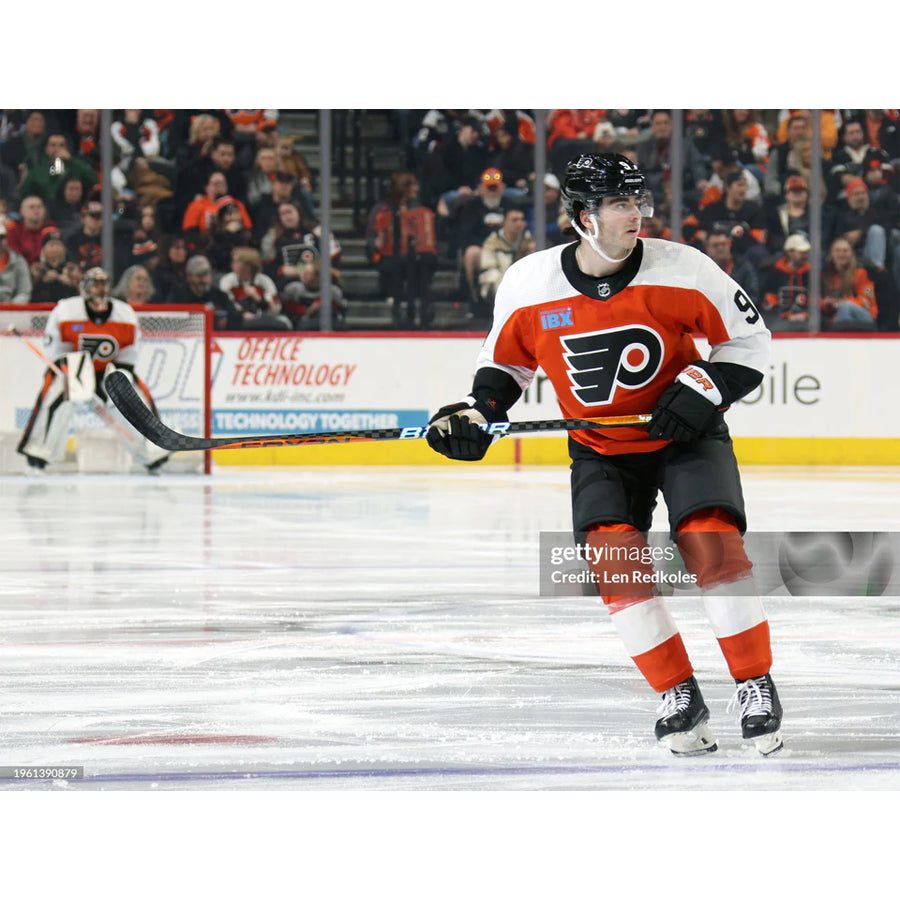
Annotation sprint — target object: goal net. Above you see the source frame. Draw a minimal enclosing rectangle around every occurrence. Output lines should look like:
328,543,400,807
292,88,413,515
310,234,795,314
0,304,212,474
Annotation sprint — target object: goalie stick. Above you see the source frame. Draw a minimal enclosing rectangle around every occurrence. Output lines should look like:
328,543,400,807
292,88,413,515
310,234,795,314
105,370,651,453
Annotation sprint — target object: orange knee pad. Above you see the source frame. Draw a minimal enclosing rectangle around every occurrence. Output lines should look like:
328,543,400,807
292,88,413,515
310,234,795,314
676,508,752,590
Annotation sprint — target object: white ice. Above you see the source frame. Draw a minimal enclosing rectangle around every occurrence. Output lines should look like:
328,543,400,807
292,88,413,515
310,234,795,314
1,463,898,791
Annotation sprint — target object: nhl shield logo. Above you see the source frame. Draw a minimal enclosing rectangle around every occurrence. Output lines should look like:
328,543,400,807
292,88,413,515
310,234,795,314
597,282,611,298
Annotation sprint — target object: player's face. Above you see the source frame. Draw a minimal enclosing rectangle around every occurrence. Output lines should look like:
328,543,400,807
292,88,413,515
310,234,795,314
592,196,643,252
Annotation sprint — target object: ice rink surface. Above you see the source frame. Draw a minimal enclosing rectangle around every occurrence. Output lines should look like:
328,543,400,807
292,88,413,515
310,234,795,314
1,463,898,792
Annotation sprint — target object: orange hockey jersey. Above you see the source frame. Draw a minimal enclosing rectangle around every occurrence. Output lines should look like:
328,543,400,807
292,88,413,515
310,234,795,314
476,238,770,455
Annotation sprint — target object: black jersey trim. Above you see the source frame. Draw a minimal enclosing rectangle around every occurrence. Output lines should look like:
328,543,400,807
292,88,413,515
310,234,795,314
561,239,644,302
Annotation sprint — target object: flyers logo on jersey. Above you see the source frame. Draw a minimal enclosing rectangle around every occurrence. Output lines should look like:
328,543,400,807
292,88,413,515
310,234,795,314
561,325,663,406
79,334,119,361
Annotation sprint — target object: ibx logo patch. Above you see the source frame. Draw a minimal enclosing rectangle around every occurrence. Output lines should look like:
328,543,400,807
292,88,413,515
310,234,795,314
561,325,663,406
540,306,573,330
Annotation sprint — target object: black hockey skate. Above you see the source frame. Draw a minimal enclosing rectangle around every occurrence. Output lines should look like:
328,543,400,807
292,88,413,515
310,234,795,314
654,675,718,756
728,673,783,756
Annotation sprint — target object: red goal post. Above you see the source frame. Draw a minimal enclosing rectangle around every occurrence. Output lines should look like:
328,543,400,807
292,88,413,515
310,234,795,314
0,303,213,474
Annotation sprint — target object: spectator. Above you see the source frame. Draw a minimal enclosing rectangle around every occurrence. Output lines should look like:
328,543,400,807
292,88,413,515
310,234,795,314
860,109,900,160
0,110,46,178
150,235,189,302
448,167,518,312
487,120,534,197
478,207,535,308
48,175,86,236
784,137,827,200
862,153,900,292
262,200,341,282
547,109,609,176
206,200,256,276
764,175,828,258
365,171,438,328
635,109,709,207
764,113,811,200
249,170,296,244
30,228,79,304
174,113,221,173
71,109,101,173
829,119,871,199
721,109,771,179
703,228,760,304
775,110,839,157
761,233,811,332
261,199,344,327
113,265,155,305
6,194,55,266
684,109,725,163
0,221,32,303
20,132,97,205
279,258,347,330
218,246,291,330
128,230,162,282
177,136,248,218
65,197,106,272
274,135,315,213
246,146,278,210
526,173,565,247
604,109,650,142
177,254,241,330
832,178,889,272
182,171,231,243
821,236,878,331
696,171,768,269
429,115,489,214
225,109,279,170
698,146,762,208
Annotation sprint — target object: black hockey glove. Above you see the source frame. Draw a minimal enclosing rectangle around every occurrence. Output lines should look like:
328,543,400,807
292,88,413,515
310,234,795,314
426,397,507,461
647,361,729,443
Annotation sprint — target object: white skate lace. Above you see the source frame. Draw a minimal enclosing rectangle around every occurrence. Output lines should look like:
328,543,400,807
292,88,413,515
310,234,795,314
657,680,692,718
727,677,773,720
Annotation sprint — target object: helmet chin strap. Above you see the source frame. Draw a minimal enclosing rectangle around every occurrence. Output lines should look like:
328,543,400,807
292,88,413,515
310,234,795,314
572,211,632,264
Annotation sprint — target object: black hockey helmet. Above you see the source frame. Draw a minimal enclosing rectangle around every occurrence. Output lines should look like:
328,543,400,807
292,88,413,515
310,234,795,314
561,153,651,224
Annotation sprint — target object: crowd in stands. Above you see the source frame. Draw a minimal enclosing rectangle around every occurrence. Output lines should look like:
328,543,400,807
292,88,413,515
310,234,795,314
2,109,899,333
0,109,344,331
380,108,900,332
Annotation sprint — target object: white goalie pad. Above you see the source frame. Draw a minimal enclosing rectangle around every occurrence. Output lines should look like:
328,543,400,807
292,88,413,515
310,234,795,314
19,371,75,464
63,352,97,404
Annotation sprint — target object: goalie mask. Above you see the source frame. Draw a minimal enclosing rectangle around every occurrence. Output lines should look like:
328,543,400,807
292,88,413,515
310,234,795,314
81,266,110,302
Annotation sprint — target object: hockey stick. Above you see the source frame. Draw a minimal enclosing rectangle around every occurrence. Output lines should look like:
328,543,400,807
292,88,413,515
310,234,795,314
6,326,139,445
105,369,651,453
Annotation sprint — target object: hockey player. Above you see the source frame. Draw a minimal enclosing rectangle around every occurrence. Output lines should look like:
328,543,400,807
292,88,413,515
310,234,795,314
426,153,783,756
17,266,170,474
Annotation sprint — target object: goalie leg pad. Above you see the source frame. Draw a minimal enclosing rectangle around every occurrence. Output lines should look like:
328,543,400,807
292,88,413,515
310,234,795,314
17,370,75,464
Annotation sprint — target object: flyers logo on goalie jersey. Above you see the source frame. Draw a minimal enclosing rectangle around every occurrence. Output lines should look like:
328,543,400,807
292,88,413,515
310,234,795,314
562,325,663,406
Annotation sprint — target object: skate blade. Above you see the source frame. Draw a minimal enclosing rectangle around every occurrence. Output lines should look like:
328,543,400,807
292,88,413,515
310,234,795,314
660,722,718,757
752,731,783,757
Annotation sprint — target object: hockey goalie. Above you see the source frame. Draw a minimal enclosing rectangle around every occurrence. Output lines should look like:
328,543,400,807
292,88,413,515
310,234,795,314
16,266,171,474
